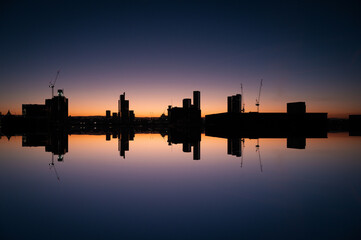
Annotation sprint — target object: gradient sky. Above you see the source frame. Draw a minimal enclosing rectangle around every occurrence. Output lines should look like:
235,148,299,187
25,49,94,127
1,0,360,117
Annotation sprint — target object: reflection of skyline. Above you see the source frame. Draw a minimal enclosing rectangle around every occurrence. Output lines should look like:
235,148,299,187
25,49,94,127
2,131,360,239
22,132,68,157
3,129,356,179
167,128,201,160
17,127,328,163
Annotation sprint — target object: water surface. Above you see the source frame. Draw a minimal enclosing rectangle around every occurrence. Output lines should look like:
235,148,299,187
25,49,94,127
1,133,360,239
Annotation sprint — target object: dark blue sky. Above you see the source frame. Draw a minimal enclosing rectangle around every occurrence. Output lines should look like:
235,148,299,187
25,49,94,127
1,0,360,117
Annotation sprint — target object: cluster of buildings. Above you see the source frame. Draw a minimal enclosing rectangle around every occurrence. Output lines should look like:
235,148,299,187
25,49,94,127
105,92,135,124
167,91,201,126
2,87,339,135
206,92,328,131
22,89,68,126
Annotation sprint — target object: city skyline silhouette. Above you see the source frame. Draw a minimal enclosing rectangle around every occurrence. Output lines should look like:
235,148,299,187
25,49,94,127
1,2,361,240
0,1,360,118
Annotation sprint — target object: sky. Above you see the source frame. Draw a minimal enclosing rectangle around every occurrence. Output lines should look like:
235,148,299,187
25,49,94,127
0,0,360,118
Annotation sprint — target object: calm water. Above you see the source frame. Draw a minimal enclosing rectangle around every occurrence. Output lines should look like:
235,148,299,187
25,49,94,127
1,132,361,240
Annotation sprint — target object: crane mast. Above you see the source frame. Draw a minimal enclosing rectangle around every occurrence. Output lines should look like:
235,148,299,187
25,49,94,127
255,79,263,112
49,70,60,98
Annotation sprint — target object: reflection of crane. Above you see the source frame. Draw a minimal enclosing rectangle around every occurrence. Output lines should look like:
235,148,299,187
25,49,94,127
240,138,245,167
255,139,263,172
255,79,263,112
49,153,60,181
49,70,60,98
240,83,245,113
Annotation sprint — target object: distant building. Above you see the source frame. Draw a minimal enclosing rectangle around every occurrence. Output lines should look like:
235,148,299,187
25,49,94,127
106,110,111,118
22,89,68,125
287,102,306,114
22,104,48,117
168,91,201,126
227,94,242,113
206,99,327,134
45,90,68,124
118,92,135,124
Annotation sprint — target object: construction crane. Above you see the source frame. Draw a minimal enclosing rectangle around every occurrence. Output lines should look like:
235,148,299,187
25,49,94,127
240,83,245,113
49,153,60,181
255,138,263,172
255,79,263,112
49,70,60,98
240,138,245,168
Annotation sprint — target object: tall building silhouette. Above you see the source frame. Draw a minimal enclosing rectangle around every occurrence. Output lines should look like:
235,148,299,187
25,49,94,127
118,92,135,124
227,94,242,113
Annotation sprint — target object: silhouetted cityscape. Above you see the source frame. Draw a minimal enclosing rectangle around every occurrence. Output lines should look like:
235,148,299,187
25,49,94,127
1,88,360,138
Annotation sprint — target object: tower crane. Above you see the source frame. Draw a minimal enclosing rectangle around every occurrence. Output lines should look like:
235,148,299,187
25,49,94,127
255,138,263,172
49,153,60,181
255,79,263,112
49,70,60,98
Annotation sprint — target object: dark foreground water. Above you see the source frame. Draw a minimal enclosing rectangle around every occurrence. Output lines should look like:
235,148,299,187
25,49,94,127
1,132,360,240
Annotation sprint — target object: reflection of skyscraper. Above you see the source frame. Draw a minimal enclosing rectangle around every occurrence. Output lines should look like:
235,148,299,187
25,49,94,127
118,128,135,158
227,138,242,157
193,140,200,160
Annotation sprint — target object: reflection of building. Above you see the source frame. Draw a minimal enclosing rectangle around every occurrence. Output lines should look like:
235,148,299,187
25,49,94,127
118,93,135,124
168,91,201,126
206,129,327,155
349,115,361,136
287,136,306,149
167,127,201,160
22,131,68,158
22,89,68,125
118,128,135,158
227,138,242,157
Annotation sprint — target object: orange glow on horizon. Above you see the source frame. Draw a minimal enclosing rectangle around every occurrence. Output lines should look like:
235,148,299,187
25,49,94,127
1,88,360,119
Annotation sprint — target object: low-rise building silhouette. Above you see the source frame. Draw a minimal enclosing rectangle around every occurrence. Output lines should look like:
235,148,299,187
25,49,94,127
206,97,327,133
